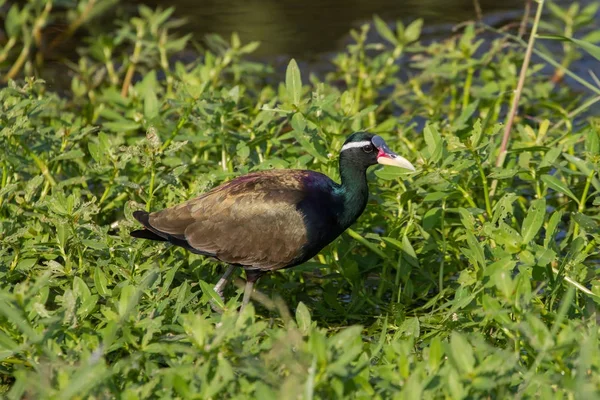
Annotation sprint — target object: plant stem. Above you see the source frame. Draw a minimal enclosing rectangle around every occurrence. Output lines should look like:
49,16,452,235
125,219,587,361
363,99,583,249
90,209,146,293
160,106,191,152
462,68,474,109
578,171,595,214
518,0,532,38
0,162,8,210
48,0,95,51
439,200,447,292
3,31,30,83
474,151,493,217
573,170,595,237
490,0,545,197
472,0,482,21
0,37,17,64
146,167,156,212
121,21,145,97
98,168,118,205
158,29,174,97
550,95,600,133
482,26,600,97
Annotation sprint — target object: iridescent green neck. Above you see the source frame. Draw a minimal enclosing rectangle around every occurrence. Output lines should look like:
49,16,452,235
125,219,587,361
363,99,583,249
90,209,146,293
336,152,369,228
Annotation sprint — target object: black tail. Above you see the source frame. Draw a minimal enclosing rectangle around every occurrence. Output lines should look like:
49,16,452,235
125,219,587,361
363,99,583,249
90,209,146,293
130,211,167,242
130,210,214,257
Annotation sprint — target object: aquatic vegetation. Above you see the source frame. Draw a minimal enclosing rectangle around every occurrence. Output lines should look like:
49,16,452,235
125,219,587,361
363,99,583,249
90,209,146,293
1,1,599,398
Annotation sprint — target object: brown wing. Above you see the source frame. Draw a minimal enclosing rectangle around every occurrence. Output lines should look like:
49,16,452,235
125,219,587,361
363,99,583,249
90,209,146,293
148,170,311,270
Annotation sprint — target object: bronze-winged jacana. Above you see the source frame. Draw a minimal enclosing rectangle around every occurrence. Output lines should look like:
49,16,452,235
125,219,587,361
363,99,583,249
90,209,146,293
131,132,415,311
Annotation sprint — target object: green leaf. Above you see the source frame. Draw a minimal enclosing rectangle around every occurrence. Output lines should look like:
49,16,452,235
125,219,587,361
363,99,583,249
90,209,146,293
492,193,518,224
330,325,363,349
0,299,40,341
483,257,516,278
347,229,390,261
521,198,546,244
373,15,398,45
488,168,519,179
82,239,107,250
290,130,327,163
535,246,556,266
374,166,413,180
544,210,563,248
572,213,599,233
585,128,599,155
6,5,21,38
493,268,514,298
490,222,522,253
452,100,479,131
16,258,37,271
290,112,306,133
458,207,476,231
428,336,444,371
88,142,104,163
0,330,19,355
57,362,109,399
539,147,562,168
103,120,141,132
73,276,91,302
54,149,85,161
470,119,483,148
562,153,597,177
423,123,442,163
94,268,110,296
118,285,135,317
296,302,311,335
539,34,600,62
56,222,67,249
199,280,224,310
423,207,442,230
285,59,302,106
423,191,451,202
240,41,261,54
448,369,466,399
541,174,579,204
466,231,485,269
144,89,159,120
404,19,423,43
402,235,419,268
449,332,475,374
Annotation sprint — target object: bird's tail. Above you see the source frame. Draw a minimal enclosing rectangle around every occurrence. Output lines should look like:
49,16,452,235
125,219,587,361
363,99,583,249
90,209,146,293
130,210,168,242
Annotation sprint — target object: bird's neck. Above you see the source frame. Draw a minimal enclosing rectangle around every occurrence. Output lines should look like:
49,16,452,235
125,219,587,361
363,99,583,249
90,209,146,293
337,154,369,228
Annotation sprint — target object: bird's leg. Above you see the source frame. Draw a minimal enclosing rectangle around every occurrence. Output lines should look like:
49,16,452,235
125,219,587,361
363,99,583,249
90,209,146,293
239,269,264,313
210,265,236,312
213,265,236,299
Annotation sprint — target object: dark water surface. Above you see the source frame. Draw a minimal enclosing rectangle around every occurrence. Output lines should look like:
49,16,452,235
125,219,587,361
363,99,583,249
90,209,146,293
138,0,527,57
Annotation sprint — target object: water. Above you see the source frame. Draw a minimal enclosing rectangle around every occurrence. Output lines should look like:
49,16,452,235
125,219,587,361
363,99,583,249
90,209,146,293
138,0,527,57
133,0,597,120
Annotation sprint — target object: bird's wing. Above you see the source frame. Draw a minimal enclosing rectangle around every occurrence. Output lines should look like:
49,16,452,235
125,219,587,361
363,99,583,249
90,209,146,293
148,170,327,269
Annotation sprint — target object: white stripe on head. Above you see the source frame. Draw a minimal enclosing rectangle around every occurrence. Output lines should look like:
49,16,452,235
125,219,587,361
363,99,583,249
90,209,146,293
340,140,372,152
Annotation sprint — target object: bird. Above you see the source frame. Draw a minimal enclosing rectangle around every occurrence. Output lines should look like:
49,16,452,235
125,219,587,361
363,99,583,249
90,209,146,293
130,132,415,312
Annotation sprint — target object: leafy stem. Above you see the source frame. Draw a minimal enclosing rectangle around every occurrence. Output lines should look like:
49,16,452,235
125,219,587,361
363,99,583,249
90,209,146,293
473,150,493,217
490,0,546,197
573,169,595,237
121,20,145,97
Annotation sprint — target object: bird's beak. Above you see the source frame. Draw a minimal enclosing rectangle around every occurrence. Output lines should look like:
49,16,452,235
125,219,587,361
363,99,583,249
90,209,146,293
373,136,415,171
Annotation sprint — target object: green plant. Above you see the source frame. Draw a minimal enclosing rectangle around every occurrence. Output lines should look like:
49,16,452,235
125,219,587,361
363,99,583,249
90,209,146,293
1,1,599,398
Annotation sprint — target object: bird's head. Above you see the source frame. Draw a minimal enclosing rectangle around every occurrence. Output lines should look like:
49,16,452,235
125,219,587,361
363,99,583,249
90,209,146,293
340,132,415,171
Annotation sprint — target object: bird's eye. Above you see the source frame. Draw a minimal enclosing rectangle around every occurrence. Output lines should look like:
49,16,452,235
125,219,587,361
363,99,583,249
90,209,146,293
362,144,374,153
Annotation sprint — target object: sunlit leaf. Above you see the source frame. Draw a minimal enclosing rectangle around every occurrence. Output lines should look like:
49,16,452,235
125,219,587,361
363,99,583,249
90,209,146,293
285,58,302,106
541,174,579,204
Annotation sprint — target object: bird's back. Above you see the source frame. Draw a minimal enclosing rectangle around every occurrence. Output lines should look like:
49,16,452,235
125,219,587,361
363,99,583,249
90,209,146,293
135,169,344,271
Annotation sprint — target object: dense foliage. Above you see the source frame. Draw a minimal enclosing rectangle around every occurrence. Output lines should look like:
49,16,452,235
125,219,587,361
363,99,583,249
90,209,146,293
1,1,599,398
